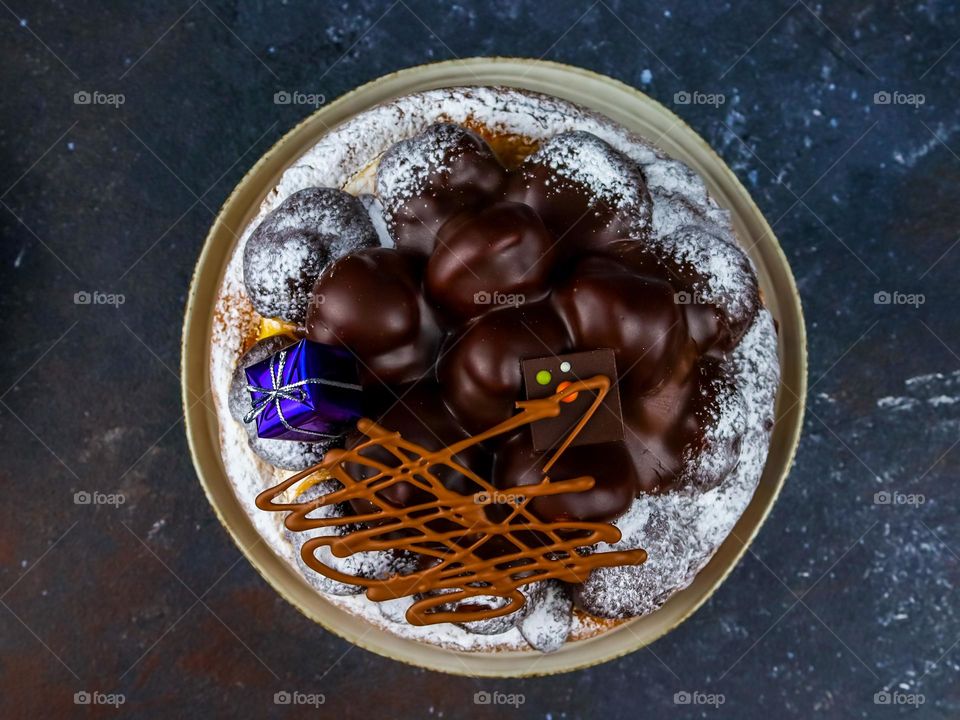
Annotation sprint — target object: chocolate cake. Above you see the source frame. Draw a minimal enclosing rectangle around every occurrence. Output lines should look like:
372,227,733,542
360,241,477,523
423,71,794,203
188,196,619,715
210,87,780,652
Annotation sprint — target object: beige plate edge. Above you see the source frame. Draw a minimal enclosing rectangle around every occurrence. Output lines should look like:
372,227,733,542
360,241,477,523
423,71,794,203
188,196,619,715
181,57,808,677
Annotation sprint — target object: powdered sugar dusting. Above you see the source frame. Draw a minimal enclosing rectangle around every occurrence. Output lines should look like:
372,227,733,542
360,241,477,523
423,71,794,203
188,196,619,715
578,312,778,618
358,193,394,248
657,225,759,336
519,580,574,653
246,433,328,472
211,280,293,553
243,188,377,323
284,482,416,595
683,366,748,490
209,86,780,652
375,123,463,215
529,131,649,222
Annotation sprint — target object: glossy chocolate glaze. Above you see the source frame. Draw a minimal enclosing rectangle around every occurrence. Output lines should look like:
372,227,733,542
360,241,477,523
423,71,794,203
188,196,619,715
494,431,637,522
604,237,755,355
306,247,440,385
551,254,694,396
378,123,506,254
307,124,744,534
504,130,652,256
438,302,571,434
426,201,556,322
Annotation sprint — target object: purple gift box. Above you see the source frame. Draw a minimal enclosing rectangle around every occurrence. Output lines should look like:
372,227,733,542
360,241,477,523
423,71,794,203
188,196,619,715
244,339,363,441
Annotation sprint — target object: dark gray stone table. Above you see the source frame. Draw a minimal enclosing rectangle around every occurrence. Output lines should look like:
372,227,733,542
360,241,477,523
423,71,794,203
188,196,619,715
2,1,958,717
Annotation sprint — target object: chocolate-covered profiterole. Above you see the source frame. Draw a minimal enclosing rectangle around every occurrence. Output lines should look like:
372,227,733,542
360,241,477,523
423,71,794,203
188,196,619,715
620,346,700,493
506,131,652,256
306,247,440,385
622,355,743,493
438,302,571,434
377,124,506,255
243,187,377,325
552,254,693,395
494,431,637,523
603,240,726,357
426,201,556,322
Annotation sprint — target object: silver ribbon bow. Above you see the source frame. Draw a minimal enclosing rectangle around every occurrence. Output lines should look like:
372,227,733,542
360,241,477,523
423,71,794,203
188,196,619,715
243,347,362,440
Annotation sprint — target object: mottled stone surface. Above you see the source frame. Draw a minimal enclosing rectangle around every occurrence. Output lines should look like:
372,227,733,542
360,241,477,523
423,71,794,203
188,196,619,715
1,1,959,718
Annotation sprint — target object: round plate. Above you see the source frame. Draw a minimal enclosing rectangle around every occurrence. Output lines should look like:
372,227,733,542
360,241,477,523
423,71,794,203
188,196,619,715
182,58,807,677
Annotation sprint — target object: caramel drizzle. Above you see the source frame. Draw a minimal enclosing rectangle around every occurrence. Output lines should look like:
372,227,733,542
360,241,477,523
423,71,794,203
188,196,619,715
255,376,647,626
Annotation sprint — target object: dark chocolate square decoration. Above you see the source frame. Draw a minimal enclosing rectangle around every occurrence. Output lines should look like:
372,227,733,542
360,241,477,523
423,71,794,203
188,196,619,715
521,349,623,451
